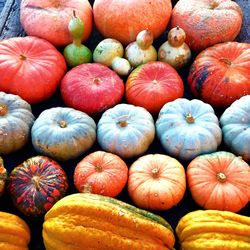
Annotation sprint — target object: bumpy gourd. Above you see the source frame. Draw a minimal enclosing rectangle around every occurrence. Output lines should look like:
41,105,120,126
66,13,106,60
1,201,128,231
63,10,92,67
0,157,7,197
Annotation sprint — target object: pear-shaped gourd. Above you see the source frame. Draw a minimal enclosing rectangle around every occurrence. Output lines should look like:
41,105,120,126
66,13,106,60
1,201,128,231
125,29,157,68
158,26,191,70
63,11,92,67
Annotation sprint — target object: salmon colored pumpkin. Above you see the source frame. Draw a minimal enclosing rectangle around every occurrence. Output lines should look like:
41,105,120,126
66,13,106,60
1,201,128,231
126,61,184,114
74,151,128,197
93,0,172,45
188,42,250,108
187,151,250,212
128,154,186,211
171,0,243,52
20,0,93,47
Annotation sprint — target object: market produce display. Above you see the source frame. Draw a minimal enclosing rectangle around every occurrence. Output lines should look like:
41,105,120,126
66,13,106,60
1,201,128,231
0,0,249,249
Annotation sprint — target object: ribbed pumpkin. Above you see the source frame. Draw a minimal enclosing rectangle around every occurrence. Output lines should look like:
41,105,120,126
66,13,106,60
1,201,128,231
220,95,250,161
128,154,186,211
42,193,175,250
74,151,128,197
0,157,7,197
188,42,250,108
0,91,34,155
8,156,68,216
97,103,155,158
0,211,30,250
187,151,250,212
156,98,222,161
176,210,250,250
31,107,96,161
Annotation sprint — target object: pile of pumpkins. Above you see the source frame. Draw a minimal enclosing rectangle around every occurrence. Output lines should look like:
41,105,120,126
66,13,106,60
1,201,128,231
0,0,249,249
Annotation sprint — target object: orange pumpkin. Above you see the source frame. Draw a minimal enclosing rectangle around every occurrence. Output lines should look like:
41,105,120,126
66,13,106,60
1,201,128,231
187,151,250,212
74,151,128,197
93,0,172,45
128,154,186,211
20,0,93,47
171,0,243,52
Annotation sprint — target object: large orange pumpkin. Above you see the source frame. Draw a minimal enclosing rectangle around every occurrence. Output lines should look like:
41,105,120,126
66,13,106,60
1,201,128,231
171,0,243,52
93,0,172,45
20,0,93,47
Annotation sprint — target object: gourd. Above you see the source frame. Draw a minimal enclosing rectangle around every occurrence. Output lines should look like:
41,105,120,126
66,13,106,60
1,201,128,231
74,151,128,197
0,36,66,104
42,193,175,250
220,95,250,161
63,11,92,67
97,103,155,158
8,156,68,216
158,26,191,70
0,157,7,197
188,42,250,108
0,211,30,250
0,91,35,155
125,61,184,114
171,0,243,52
187,151,250,212
128,154,186,210
156,98,222,161
31,107,96,161
176,210,250,250
125,29,157,68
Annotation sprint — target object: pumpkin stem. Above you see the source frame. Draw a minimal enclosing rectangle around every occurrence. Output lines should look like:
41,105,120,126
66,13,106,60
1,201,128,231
209,2,219,9
95,165,103,172
93,77,101,85
152,168,159,178
19,54,27,60
118,120,128,127
32,176,41,191
219,57,232,66
59,120,67,128
0,105,7,116
216,172,227,183
186,113,195,123
152,79,158,85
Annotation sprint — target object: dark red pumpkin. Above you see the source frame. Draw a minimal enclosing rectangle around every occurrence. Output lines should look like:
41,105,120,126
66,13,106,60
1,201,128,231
8,156,68,216
188,42,250,108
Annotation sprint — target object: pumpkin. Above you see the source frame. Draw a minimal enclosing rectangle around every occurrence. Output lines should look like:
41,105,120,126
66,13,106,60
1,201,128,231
0,211,30,250
188,42,250,108
0,157,7,197
128,154,186,211
60,63,124,115
20,0,93,47
8,156,68,216
74,151,128,197
97,103,155,158
125,61,184,114
220,95,250,161
187,151,250,212
31,107,96,161
0,91,34,155
156,98,222,161
93,0,172,45
42,193,175,249
171,0,243,52
176,210,250,250
0,36,66,104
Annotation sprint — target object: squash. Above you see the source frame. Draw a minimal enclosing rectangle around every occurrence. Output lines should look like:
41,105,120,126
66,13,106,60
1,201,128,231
8,156,68,216
0,36,66,104
128,154,186,211
0,211,30,250
125,61,184,114
171,0,243,52
0,157,7,197
188,42,250,108
93,0,172,45
74,151,128,197
31,107,96,161
176,210,250,250
60,63,124,115
20,0,93,47
220,95,250,161
42,193,175,250
187,151,250,212
0,91,34,155
97,103,155,158
156,98,222,161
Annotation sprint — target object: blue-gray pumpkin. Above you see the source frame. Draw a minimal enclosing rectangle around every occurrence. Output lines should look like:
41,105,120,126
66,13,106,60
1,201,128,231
31,107,96,161
156,98,222,161
97,104,155,158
